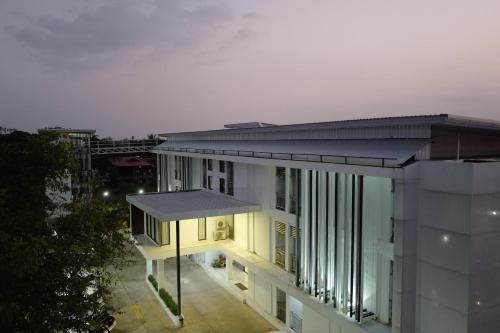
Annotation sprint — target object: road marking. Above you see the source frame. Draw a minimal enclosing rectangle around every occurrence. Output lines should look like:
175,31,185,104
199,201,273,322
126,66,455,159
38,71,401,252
131,303,143,320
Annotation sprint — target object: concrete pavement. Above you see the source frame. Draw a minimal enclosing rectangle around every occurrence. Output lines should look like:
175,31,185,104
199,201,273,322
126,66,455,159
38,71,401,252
110,247,277,333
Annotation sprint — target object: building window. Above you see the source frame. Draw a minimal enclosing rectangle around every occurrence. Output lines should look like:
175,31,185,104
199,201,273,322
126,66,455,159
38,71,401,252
227,161,234,196
289,226,297,273
161,221,170,245
198,218,206,240
202,159,207,188
275,221,286,269
220,178,225,193
208,159,213,171
219,160,225,173
208,176,213,190
174,156,181,180
276,167,286,211
289,169,301,215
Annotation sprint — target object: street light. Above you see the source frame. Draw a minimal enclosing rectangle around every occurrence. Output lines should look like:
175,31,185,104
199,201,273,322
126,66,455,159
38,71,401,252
103,191,109,198
138,189,144,194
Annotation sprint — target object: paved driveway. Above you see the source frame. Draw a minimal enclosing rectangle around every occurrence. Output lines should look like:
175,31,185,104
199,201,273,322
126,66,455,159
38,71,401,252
110,247,277,333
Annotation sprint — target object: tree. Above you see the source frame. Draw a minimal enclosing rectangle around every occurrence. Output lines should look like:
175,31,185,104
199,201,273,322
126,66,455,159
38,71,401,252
0,131,133,332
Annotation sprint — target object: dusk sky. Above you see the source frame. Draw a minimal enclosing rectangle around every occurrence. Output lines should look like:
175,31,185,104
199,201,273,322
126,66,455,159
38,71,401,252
1,0,500,138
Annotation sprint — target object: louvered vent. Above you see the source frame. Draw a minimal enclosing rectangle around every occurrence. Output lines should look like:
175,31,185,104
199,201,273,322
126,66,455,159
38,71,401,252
275,221,286,235
290,226,297,239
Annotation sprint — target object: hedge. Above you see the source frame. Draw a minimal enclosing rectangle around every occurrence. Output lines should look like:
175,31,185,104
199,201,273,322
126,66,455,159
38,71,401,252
159,288,178,316
147,274,178,315
148,274,158,291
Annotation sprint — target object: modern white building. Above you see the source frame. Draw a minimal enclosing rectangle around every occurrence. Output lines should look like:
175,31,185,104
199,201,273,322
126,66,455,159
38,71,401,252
127,115,500,333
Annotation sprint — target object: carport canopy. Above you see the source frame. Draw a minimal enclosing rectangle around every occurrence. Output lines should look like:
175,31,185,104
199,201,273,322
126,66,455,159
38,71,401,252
126,189,261,221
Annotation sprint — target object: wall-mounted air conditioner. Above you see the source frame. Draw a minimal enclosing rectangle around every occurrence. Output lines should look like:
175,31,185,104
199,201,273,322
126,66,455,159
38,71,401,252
216,220,226,230
214,230,227,241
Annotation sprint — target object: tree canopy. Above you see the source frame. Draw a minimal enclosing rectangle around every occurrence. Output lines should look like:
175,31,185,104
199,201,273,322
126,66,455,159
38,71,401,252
0,131,133,332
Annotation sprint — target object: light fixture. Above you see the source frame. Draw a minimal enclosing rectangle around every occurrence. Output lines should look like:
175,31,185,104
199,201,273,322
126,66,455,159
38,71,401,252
492,211,497,216
442,234,449,243
103,191,109,197
476,300,481,306
138,189,144,194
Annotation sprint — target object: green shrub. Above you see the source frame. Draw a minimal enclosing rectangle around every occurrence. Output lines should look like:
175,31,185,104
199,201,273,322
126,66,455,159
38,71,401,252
159,288,178,315
148,274,158,291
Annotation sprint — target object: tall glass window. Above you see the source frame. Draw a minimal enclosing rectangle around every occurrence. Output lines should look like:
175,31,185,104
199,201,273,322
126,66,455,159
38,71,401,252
289,169,301,214
276,167,286,211
220,178,225,193
227,161,234,196
202,159,207,188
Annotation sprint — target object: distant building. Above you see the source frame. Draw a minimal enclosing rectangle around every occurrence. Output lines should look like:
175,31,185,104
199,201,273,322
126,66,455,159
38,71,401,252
110,156,155,183
127,114,500,333
38,127,95,200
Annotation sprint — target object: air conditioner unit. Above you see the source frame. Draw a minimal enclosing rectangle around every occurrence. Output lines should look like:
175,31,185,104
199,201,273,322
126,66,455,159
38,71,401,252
216,220,226,230
213,230,227,241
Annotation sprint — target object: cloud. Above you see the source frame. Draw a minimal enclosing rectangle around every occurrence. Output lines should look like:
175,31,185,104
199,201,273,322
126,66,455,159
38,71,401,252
4,0,239,69
242,12,264,21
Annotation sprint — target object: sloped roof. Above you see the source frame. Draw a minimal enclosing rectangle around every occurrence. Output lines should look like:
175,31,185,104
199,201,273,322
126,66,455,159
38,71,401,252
155,138,430,167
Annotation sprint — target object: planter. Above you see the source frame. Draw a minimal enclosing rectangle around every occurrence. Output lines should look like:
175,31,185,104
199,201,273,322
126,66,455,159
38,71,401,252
145,278,182,327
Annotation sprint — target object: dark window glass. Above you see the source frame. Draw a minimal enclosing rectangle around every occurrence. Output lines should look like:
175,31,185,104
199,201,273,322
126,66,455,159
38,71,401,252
208,176,213,190
220,178,225,193
289,169,301,215
219,160,225,173
208,159,213,171
227,161,234,196
276,167,286,211
202,159,207,188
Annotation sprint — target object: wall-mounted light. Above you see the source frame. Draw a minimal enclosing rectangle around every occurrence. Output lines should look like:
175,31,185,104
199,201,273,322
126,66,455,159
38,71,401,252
491,211,497,216
442,234,449,243
138,189,144,194
476,300,481,306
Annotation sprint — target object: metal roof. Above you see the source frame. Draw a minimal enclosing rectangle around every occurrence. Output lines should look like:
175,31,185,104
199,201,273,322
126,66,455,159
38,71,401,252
155,138,430,167
159,114,500,137
126,190,261,221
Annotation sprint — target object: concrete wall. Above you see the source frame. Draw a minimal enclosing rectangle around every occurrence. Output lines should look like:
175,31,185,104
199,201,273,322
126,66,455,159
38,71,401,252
416,161,500,333
234,213,248,249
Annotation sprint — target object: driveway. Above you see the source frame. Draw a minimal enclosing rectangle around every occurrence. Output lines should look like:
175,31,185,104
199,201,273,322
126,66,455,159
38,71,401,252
110,247,277,333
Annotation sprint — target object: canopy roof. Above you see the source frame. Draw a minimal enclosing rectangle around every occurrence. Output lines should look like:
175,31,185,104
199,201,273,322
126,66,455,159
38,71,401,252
126,190,261,221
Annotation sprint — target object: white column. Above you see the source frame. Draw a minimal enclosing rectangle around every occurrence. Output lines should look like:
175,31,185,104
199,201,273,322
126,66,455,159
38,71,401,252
226,256,233,281
285,222,290,272
146,259,153,279
157,259,165,290
286,294,291,327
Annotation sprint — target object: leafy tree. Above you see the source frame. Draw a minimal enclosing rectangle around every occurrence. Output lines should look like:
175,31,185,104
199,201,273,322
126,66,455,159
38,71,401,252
0,131,133,332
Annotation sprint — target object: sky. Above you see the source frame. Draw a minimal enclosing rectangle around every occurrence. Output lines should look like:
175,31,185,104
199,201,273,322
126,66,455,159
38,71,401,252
1,0,500,138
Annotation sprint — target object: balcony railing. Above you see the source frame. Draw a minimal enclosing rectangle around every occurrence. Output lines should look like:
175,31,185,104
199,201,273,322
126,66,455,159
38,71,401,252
275,247,286,269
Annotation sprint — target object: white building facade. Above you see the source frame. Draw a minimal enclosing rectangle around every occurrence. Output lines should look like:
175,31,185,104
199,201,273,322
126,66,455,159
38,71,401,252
128,115,500,333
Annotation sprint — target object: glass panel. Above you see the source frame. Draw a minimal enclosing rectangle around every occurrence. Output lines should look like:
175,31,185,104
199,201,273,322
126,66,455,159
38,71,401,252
227,161,234,196
276,167,286,211
161,221,170,245
219,178,225,193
